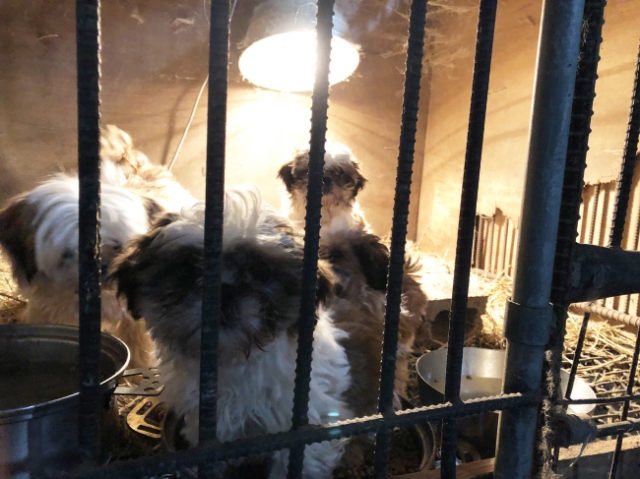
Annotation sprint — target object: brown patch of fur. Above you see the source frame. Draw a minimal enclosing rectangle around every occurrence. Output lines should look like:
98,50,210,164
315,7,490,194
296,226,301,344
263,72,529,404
0,195,38,284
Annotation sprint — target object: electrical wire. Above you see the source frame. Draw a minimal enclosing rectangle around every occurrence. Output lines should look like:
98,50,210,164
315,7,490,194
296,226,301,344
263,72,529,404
168,0,239,171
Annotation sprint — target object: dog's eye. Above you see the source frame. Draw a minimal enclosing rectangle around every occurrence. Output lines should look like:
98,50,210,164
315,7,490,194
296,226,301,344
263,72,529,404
113,241,123,252
62,249,74,260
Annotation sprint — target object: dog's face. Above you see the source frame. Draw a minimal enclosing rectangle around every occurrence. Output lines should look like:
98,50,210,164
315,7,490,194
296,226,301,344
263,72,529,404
277,143,367,211
110,191,334,360
319,229,390,292
0,176,162,289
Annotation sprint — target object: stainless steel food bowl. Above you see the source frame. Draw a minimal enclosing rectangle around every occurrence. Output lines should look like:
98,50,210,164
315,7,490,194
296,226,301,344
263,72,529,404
0,324,130,478
416,347,596,460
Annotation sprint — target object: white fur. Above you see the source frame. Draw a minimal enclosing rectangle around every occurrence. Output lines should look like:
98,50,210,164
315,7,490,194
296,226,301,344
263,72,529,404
15,175,156,367
159,310,353,479
145,186,356,478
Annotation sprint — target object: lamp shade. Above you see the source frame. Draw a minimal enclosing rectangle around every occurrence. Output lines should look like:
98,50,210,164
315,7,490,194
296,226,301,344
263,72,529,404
238,0,360,92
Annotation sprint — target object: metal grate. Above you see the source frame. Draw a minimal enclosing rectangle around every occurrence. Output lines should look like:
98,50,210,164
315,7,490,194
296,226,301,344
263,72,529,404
38,0,640,478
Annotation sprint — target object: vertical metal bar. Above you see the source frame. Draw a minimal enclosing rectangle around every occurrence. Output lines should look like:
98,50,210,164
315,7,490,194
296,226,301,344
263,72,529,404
566,313,590,400
373,0,428,477
76,0,102,464
535,1,606,476
589,184,601,245
440,0,498,477
608,325,640,479
197,0,229,476
287,1,335,477
610,44,640,248
493,0,586,477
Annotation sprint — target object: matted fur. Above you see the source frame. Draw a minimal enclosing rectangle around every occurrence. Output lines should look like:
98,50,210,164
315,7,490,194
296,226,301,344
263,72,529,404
100,124,199,212
0,175,158,367
319,229,428,406
110,185,405,479
277,142,371,234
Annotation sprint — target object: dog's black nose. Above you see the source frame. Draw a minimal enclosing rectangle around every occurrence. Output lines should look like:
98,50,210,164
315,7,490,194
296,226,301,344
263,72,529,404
322,176,332,186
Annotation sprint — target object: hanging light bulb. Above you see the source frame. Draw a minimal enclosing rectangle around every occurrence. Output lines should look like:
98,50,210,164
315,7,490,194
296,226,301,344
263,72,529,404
238,1,360,93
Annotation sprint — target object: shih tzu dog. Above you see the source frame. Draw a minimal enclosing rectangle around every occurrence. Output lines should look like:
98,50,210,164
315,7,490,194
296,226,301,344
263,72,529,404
278,143,429,345
109,185,413,478
0,175,161,367
278,142,371,234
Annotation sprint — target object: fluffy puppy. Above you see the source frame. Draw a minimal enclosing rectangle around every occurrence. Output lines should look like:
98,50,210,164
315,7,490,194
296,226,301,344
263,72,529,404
278,142,371,234
109,186,405,479
100,124,199,212
0,175,160,367
319,229,427,398
278,144,429,344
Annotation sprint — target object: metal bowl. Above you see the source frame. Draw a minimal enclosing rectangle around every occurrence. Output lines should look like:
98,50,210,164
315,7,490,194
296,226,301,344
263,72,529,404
416,347,596,460
0,324,130,478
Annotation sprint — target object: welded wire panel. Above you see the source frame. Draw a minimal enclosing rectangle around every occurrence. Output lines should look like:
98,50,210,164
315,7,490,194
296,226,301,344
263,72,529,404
440,0,498,476
372,0,428,476
286,0,335,477
610,43,640,248
197,0,230,476
61,392,536,479
76,0,103,463
609,326,640,479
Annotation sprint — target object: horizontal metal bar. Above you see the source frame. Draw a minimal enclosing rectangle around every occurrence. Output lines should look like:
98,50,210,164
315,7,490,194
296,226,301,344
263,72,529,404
598,418,640,438
57,392,537,479
571,302,640,328
559,394,640,406
567,243,640,303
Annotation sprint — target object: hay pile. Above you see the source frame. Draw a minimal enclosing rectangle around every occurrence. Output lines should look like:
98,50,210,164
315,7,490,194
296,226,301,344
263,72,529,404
0,255,24,324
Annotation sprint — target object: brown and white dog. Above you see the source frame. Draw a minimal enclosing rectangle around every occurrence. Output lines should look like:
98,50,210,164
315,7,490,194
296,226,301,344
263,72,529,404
109,185,414,478
277,142,371,234
277,143,429,350
0,125,198,367
0,175,161,367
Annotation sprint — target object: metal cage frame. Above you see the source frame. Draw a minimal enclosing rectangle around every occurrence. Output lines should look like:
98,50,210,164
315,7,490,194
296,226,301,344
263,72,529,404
34,0,640,477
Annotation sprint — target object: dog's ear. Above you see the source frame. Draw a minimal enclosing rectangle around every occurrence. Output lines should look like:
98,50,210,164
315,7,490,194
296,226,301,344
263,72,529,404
352,235,390,292
277,160,296,193
108,241,145,320
352,166,367,197
142,196,165,224
0,195,38,283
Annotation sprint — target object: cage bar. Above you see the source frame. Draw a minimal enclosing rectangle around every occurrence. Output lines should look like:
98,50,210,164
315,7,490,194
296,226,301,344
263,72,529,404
608,326,640,478
60,392,536,479
196,0,231,477
372,0,428,476
440,0,498,476
286,0,335,476
494,0,587,478
76,0,103,464
609,43,640,248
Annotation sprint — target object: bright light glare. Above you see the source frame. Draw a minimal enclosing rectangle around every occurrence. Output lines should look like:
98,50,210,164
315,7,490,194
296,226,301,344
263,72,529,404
239,31,360,92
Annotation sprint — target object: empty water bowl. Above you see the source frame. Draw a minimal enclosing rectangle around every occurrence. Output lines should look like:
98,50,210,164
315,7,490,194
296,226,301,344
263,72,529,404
416,347,596,460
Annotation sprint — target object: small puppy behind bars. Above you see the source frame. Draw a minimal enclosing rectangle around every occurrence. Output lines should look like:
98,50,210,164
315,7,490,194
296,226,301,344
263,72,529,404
109,185,413,478
278,143,429,346
0,175,161,367
278,142,371,234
